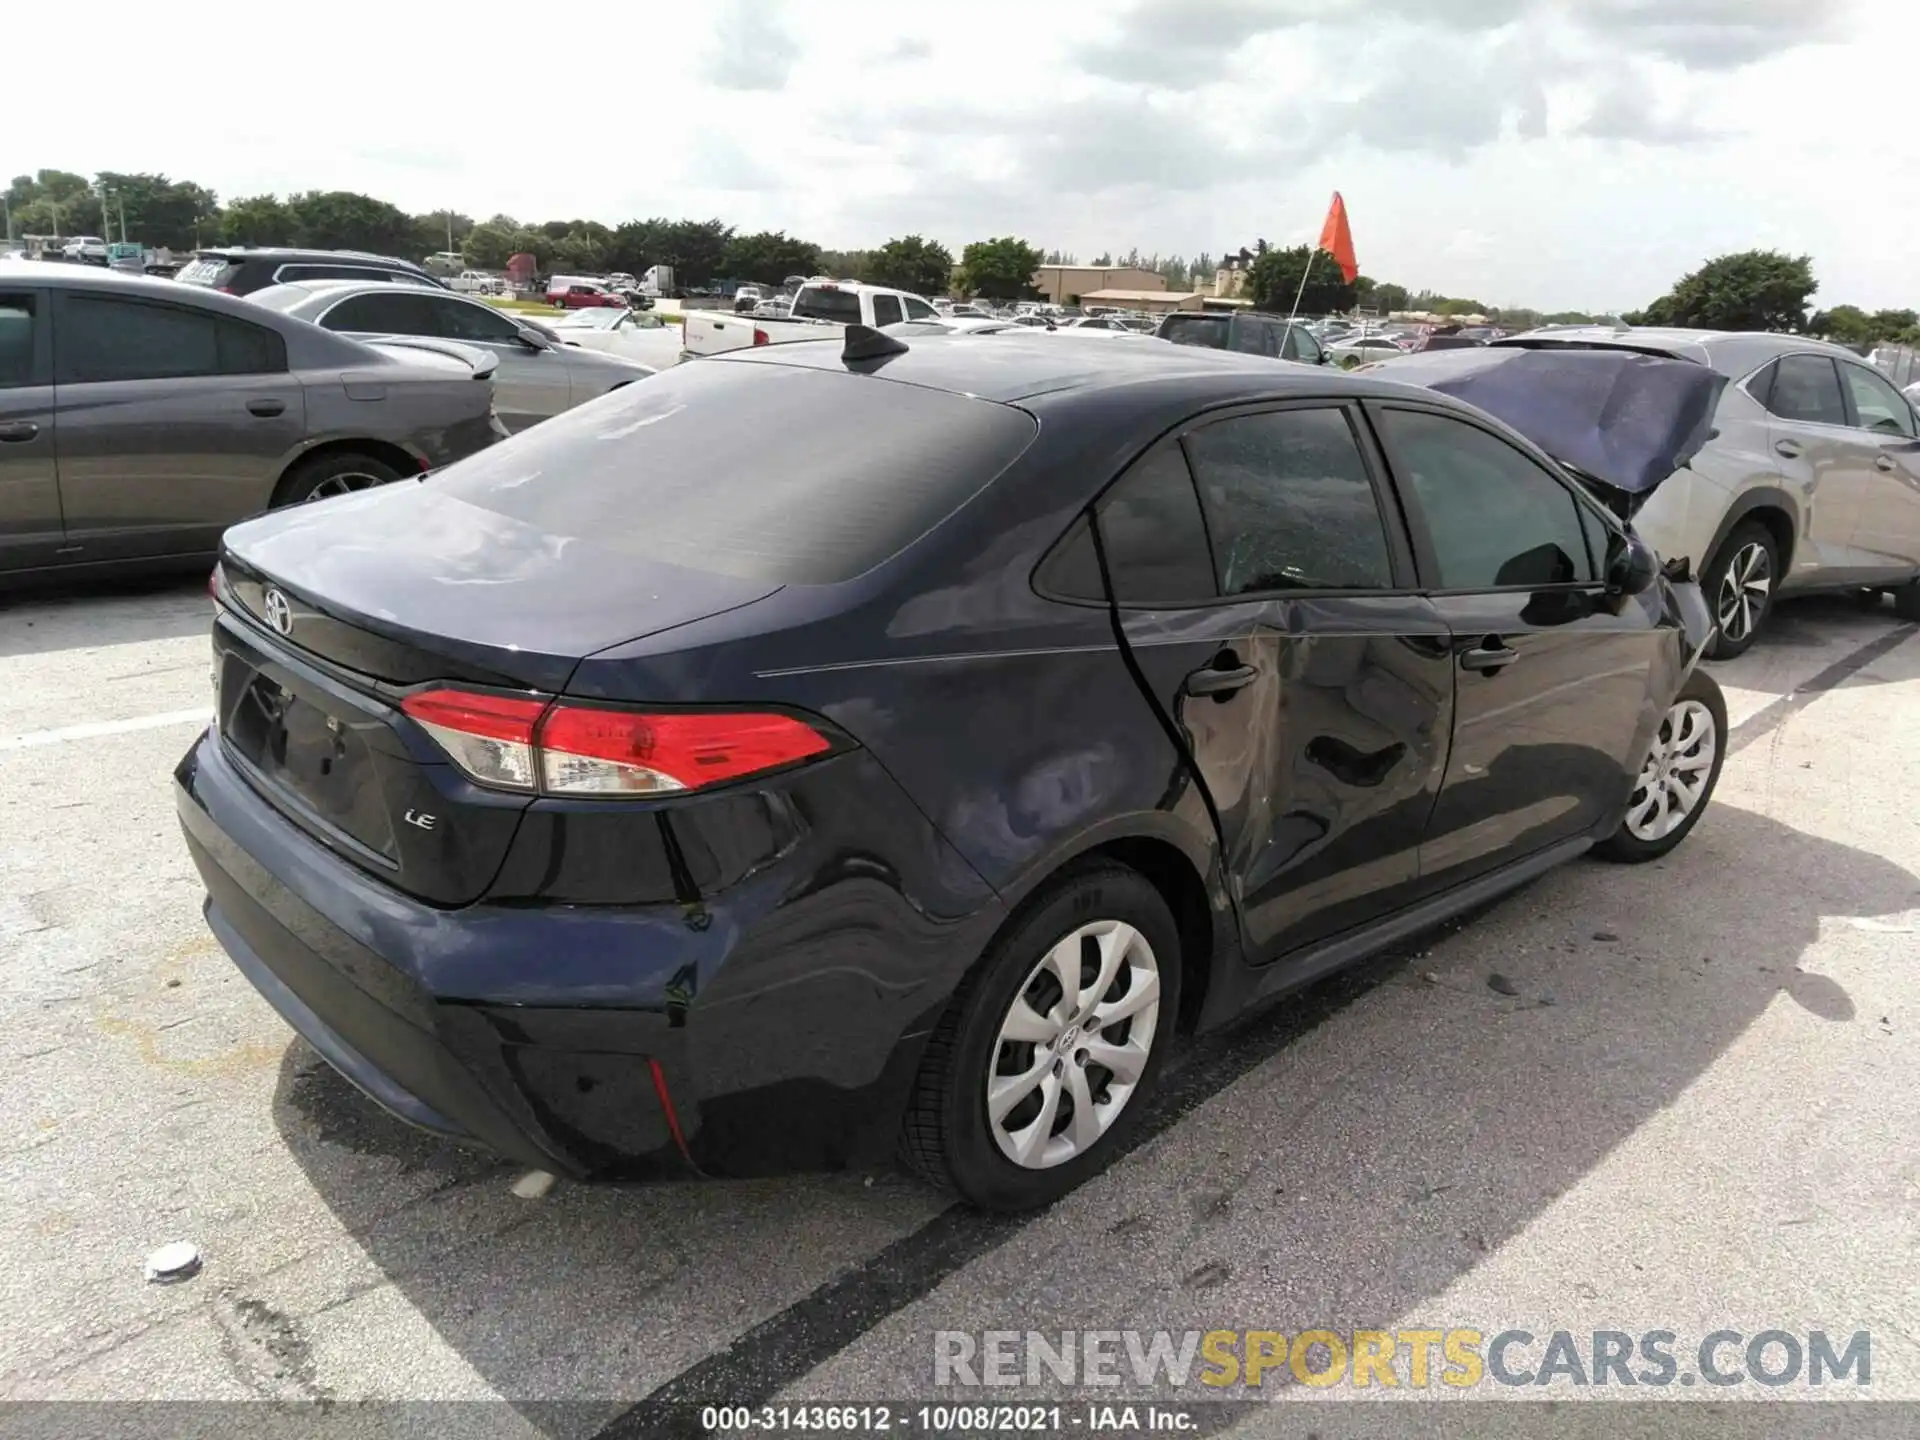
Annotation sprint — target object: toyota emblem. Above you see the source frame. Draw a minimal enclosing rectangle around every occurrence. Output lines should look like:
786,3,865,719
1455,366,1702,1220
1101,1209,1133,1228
261,587,293,636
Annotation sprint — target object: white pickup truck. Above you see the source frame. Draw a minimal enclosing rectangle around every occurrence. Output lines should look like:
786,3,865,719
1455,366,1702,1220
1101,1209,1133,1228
681,280,942,356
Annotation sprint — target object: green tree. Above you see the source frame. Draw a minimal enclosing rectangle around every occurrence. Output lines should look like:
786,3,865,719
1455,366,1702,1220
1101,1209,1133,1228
284,191,416,254
1630,249,1816,332
818,249,870,280
1246,245,1356,314
1090,251,1112,266
1870,308,1920,343
722,229,822,285
507,228,557,266
1370,281,1410,313
1809,304,1875,347
608,218,732,286
220,195,295,246
859,234,953,295
91,172,220,250
412,210,473,259
462,222,517,269
1542,310,1596,325
957,236,1044,301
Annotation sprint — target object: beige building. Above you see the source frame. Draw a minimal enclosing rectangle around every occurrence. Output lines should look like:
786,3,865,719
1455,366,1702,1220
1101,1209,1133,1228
1082,288,1206,314
1032,265,1167,305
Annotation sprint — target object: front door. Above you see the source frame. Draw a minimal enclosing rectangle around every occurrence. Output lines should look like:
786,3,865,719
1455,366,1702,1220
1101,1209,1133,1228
1365,402,1667,891
0,287,63,572
1835,358,1920,577
50,288,304,562
1101,404,1454,964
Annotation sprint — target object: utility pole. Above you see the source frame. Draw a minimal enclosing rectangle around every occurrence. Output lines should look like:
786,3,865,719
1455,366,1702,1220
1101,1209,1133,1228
100,189,111,239
2,194,11,243
117,196,127,243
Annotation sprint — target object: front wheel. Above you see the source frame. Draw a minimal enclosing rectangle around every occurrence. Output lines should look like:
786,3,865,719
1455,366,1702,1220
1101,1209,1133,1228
1594,668,1727,863
900,866,1180,1211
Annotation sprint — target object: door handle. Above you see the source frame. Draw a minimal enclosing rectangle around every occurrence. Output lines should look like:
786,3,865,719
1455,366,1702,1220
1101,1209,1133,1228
1876,455,1897,472
1774,439,1803,459
1459,641,1519,673
0,421,37,442
247,398,287,417
1183,662,1259,698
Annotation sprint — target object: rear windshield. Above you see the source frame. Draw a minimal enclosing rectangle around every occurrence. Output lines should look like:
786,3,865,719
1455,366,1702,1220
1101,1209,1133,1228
1158,314,1229,348
175,257,236,287
431,361,1040,584
792,286,862,323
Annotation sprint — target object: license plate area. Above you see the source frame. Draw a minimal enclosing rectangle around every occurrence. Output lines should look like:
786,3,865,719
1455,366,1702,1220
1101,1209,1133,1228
220,657,400,865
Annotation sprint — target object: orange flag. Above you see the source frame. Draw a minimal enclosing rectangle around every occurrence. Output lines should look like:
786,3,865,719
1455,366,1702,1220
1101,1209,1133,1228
1318,192,1358,283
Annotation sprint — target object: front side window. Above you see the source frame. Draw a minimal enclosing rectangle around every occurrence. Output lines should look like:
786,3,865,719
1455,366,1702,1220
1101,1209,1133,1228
1764,354,1848,427
57,294,285,382
426,297,521,343
1839,362,1918,438
902,297,936,320
1183,408,1394,595
1375,407,1595,589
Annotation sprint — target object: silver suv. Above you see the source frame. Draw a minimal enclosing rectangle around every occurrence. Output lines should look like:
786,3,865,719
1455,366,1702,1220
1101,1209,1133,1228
1495,327,1920,656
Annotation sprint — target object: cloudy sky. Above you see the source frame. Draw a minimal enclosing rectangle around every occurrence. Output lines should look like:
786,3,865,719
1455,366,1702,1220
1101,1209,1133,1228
10,0,1915,310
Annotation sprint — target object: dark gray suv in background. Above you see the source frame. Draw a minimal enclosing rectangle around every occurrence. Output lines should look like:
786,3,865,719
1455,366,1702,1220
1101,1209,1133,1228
0,265,503,579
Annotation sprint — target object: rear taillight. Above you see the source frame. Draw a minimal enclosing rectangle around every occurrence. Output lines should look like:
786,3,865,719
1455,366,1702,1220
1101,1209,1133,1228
752,327,770,347
400,688,831,797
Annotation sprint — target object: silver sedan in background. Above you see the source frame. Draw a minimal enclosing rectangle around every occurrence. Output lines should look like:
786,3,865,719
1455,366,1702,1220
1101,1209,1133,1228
247,280,656,431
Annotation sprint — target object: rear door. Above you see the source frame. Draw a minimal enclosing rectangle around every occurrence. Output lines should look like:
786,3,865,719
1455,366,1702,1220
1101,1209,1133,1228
51,288,305,562
1835,358,1920,575
1366,402,1665,891
0,286,63,572
1100,403,1454,964
1753,353,1875,572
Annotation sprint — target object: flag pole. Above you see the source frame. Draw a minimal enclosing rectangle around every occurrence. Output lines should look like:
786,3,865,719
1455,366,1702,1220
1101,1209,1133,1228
1283,248,1315,329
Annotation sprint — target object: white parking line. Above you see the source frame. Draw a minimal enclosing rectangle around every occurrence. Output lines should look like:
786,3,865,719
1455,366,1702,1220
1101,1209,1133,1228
0,709,210,752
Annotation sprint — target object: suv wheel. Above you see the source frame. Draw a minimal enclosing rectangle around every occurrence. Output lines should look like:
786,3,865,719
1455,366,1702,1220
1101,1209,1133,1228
1705,520,1777,659
272,451,402,508
1594,669,1727,863
900,866,1179,1211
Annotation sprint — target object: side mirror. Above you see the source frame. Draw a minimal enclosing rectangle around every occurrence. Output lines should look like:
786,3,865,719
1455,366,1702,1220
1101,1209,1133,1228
516,326,550,351
1607,530,1660,597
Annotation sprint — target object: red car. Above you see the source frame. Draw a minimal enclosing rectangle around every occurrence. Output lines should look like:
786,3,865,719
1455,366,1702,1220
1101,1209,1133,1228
547,281,628,310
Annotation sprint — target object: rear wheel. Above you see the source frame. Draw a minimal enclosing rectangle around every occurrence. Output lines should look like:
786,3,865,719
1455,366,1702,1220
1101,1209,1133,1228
900,866,1180,1211
272,451,402,508
1594,668,1727,863
1704,520,1777,659
1893,580,1920,622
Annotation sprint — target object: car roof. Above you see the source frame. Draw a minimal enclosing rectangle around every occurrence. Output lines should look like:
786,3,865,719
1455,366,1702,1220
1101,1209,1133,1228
196,246,423,265
257,277,445,298
1497,325,1864,377
715,329,1443,406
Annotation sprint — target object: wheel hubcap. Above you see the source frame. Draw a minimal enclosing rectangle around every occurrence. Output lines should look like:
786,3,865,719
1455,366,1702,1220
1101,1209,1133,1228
305,470,383,503
1716,542,1771,643
986,919,1161,1170
1625,698,1717,841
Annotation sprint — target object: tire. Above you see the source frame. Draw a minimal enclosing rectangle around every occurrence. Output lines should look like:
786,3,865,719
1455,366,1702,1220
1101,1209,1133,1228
272,451,403,508
1893,581,1920,622
1703,520,1778,659
899,865,1181,1211
1593,668,1728,864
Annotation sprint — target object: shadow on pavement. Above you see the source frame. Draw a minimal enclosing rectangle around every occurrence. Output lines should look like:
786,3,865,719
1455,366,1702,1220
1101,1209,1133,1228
265,774,1917,1428
0,571,212,657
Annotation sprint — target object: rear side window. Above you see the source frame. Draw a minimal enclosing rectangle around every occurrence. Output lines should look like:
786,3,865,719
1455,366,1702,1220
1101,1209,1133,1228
1375,408,1594,589
431,361,1039,584
1095,445,1218,605
57,294,287,382
0,293,38,387
872,294,904,327
1764,355,1847,426
1158,314,1227,349
324,292,438,335
792,287,862,322
1183,408,1394,594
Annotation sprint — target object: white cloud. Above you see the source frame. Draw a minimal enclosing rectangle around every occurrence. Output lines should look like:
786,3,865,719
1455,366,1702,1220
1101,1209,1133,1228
6,0,1915,310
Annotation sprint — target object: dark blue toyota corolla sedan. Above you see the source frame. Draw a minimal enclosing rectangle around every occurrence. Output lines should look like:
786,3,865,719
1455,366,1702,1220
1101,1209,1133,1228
176,329,1725,1211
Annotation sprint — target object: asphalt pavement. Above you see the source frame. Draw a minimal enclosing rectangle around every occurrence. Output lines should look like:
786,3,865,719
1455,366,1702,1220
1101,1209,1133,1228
1,577,1915,1436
